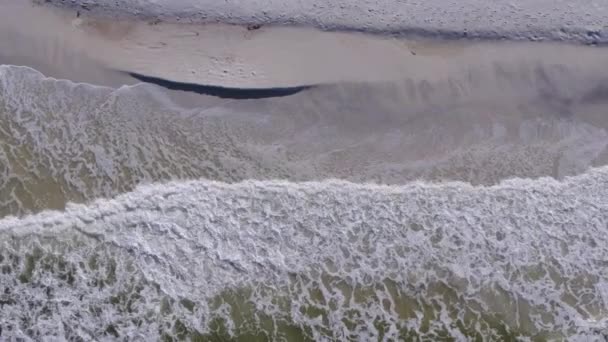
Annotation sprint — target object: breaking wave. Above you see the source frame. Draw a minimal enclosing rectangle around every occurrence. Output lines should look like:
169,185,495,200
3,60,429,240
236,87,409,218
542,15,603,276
1,172,608,340
1,64,607,217
1,63,608,340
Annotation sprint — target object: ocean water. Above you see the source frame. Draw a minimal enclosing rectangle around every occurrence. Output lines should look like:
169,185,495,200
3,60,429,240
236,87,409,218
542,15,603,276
1,63,608,341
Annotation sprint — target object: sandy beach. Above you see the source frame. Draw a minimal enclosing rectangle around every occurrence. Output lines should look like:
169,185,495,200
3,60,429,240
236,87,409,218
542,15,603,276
1,1,608,340
1,0,608,191
2,1,608,90
42,0,608,45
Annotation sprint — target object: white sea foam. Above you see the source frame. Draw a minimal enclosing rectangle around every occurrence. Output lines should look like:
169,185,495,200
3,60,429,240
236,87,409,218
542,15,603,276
1,170,608,340
1,62,608,340
2,63,608,218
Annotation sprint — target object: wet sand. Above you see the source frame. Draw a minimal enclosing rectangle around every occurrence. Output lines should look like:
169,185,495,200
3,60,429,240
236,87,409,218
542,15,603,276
2,1,608,90
1,0,608,190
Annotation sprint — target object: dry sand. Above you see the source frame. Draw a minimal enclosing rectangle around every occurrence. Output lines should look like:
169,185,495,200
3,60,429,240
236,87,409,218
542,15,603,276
1,1,607,90
41,0,608,45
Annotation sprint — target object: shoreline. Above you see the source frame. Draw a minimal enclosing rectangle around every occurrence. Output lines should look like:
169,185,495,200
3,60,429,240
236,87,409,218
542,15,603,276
39,0,608,46
2,1,608,92
1,2,608,341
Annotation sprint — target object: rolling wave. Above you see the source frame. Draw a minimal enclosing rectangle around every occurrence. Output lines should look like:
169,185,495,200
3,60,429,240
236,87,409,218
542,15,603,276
1,62,608,340
1,171,608,340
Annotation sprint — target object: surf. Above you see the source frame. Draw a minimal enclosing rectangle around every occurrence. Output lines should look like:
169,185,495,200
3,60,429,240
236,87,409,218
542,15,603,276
1,4,608,338
1,171,607,340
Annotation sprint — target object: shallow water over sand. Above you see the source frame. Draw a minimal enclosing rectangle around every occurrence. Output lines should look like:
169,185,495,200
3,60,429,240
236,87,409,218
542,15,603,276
2,57,608,339
1,59,608,216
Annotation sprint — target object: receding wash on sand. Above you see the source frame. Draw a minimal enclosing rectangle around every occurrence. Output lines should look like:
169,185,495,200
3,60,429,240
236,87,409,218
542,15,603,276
1,0,608,341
